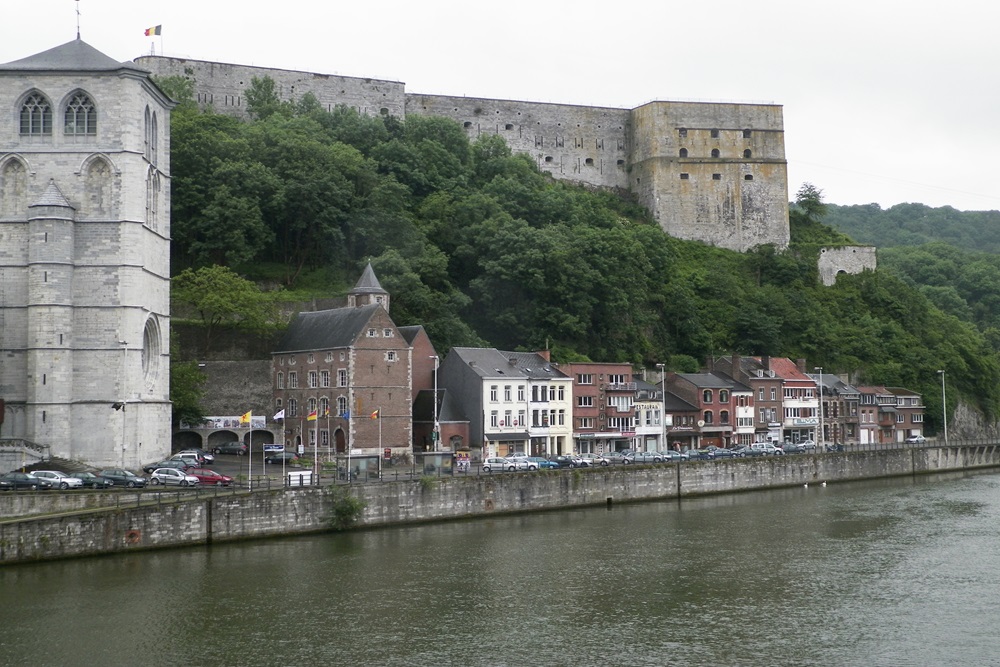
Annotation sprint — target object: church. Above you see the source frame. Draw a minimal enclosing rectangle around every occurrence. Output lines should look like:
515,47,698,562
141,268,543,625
0,38,172,468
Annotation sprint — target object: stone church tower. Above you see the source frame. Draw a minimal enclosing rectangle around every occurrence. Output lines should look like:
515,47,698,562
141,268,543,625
0,39,173,468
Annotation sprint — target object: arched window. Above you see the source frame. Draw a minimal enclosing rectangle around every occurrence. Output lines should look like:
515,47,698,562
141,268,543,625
320,397,330,416
64,92,96,135
679,148,688,158
84,157,112,217
703,411,714,424
719,390,730,403
1,159,28,216
20,92,52,135
141,317,161,390
720,410,730,425
703,389,713,403
145,167,160,230
743,149,752,158
711,148,720,158
277,372,284,389
150,112,158,165
144,106,151,161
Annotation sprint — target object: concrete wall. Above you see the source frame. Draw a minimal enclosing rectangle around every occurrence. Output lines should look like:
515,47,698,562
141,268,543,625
5,445,997,564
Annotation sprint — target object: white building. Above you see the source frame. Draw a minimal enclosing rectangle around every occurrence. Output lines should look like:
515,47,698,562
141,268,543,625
0,39,173,468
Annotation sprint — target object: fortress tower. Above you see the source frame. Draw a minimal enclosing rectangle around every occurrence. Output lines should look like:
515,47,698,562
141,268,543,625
0,39,173,467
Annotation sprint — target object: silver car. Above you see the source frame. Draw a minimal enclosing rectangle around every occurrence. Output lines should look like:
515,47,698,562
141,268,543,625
150,468,200,487
32,470,83,489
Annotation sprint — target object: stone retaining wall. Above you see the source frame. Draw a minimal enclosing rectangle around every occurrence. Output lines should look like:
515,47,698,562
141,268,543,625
2,446,998,564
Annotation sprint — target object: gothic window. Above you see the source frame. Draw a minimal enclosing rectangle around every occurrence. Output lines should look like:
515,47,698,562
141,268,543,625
20,92,52,136
1,159,27,217
151,112,158,165
141,317,161,391
145,168,160,230
84,157,112,218
64,92,96,135
144,107,151,161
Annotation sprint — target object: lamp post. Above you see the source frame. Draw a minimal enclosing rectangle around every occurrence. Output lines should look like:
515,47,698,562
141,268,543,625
430,355,439,452
656,363,666,451
814,367,823,449
938,370,948,446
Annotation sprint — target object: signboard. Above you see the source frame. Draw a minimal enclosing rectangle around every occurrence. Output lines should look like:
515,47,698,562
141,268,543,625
183,415,267,430
384,447,392,460
263,444,284,453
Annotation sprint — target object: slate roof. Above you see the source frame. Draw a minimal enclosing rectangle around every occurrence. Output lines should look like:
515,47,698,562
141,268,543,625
450,347,525,378
274,304,380,352
497,350,569,380
397,325,424,346
351,262,387,296
30,179,74,208
674,372,746,390
413,389,466,423
1,39,148,74
664,391,699,411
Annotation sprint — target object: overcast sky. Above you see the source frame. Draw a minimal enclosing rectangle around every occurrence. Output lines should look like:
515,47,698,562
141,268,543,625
7,0,1000,211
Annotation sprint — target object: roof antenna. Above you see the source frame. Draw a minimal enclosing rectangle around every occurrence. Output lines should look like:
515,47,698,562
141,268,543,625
76,0,81,39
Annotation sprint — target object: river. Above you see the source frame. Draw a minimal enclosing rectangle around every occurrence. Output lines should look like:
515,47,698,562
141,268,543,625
2,471,999,666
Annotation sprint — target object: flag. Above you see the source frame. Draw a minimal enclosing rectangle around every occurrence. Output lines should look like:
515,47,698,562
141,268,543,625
307,410,318,422
273,409,285,421
144,25,162,36
322,408,330,417
371,410,380,420
341,411,350,420
239,410,252,425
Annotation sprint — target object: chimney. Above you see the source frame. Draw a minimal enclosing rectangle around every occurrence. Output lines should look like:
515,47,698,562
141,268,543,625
761,356,771,371
731,354,742,380
536,350,551,362
796,358,806,373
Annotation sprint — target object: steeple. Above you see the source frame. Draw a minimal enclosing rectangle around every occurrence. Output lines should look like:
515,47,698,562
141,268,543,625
347,262,390,311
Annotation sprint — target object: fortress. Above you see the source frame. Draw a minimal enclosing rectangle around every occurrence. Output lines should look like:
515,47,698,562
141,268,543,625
136,56,792,253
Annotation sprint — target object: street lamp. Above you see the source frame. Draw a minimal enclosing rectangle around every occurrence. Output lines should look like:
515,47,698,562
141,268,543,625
656,363,666,451
814,367,823,450
430,355,440,452
938,370,948,446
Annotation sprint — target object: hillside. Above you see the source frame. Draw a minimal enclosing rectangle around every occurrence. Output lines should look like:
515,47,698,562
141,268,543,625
160,75,1000,432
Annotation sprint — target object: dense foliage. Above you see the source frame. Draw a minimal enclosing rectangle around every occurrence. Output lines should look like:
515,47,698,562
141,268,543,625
160,77,1000,429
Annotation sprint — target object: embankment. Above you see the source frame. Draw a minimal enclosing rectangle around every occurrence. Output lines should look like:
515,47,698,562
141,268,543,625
2,445,998,564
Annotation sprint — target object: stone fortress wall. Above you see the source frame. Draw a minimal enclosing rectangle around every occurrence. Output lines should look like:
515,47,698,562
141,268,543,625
135,56,874,273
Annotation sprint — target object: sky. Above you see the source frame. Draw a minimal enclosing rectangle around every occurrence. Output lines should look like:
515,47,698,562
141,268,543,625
6,0,1000,212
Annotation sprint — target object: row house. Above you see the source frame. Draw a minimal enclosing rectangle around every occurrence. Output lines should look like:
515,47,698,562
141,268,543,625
712,355,785,443
439,348,573,459
858,385,905,445
809,373,861,447
562,362,640,454
887,387,925,441
664,372,750,448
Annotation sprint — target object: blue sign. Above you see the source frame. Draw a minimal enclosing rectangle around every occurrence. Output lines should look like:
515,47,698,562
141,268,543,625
263,444,284,453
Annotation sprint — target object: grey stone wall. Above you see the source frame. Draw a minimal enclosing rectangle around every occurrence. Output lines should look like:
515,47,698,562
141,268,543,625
818,246,877,286
3,444,999,563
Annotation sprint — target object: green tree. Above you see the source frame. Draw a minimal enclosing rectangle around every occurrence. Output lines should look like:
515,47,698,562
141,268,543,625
170,339,207,427
171,266,277,356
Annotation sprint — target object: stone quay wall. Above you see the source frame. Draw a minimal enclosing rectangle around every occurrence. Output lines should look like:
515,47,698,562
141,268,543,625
2,445,998,564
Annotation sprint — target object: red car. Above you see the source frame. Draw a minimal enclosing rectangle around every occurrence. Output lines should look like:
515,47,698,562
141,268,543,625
187,468,234,487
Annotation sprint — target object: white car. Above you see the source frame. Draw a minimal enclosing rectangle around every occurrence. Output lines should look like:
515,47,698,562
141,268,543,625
32,470,83,489
905,435,927,444
482,457,513,472
150,468,200,487
506,456,538,471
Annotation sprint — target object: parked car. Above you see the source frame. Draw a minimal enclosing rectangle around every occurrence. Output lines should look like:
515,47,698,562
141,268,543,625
579,453,609,466
798,440,817,451
782,442,806,454
144,459,194,474
905,435,927,444
506,456,539,471
181,448,215,464
212,441,247,456
659,450,690,462
187,468,234,486
74,471,114,489
32,470,84,489
703,446,739,459
547,454,588,468
631,451,663,463
527,456,560,470
604,451,635,464
0,471,54,490
149,468,200,487
172,450,209,466
750,442,783,456
264,452,299,465
482,457,513,472
97,469,148,488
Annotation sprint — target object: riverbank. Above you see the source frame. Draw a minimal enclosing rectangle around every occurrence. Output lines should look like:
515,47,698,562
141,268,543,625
2,445,999,564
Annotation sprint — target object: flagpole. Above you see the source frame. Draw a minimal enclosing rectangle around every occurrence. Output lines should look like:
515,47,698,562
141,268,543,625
313,415,319,484
248,418,253,491
378,406,383,480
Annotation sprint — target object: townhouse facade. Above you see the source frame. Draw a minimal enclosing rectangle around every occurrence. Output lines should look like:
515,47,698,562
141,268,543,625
887,387,925,441
563,362,643,455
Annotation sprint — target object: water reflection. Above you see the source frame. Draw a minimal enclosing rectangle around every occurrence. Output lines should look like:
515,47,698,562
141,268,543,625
2,471,999,666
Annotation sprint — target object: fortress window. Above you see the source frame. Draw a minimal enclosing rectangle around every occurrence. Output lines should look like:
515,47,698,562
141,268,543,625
744,174,754,181
505,123,514,130
743,129,752,138
679,148,688,158
585,158,594,166
744,149,752,158
711,148,720,158
464,121,472,128
65,92,96,136
713,173,721,180
616,159,624,166
20,92,52,136
544,156,553,163
678,128,687,137
680,173,690,180
380,108,388,115
710,129,719,138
